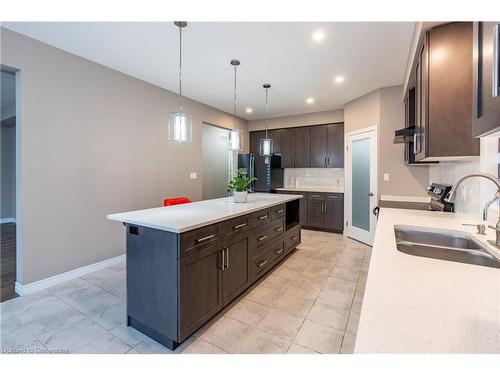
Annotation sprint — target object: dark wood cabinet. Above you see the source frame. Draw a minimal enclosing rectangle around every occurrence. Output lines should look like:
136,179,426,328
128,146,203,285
473,22,500,137
294,127,311,167
179,242,223,340
249,123,344,168
327,123,344,168
221,236,250,305
279,128,296,168
325,194,343,231
310,125,327,167
307,200,324,228
125,201,301,350
414,22,479,161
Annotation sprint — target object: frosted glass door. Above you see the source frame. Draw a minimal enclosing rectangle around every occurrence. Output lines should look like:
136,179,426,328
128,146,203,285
351,138,370,231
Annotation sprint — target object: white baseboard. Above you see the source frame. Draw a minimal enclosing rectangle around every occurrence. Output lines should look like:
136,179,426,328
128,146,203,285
0,217,16,224
15,254,125,296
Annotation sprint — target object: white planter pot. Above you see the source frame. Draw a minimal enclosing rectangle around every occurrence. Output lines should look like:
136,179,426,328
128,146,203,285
233,191,248,203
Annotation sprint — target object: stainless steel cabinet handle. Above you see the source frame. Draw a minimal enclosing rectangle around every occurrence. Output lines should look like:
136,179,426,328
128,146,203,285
257,260,269,268
493,24,499,97
291,236,299,241
258,214,268,220
275,227,283,232
413,133,417,154
311,194,320,198
257,235,268,242
276,208,284,213
233,223,247,230
275,248,284,255
196,234,215,243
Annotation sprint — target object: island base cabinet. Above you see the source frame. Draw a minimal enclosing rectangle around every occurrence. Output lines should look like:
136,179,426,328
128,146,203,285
222,236,250,305
123,201,301,350
179,244,223,341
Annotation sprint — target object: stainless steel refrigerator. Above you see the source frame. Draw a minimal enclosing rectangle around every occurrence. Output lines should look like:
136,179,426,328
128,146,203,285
237,154,283,192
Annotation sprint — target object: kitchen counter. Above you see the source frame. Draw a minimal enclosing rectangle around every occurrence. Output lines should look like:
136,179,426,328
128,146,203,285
275,186,344,193
355,208,500,353
107,193,301,233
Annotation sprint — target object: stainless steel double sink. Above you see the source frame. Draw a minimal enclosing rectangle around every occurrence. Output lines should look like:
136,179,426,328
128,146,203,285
394,225,500,268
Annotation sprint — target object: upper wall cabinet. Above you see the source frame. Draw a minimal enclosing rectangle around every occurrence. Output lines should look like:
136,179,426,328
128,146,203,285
250,123,344,169
472,22,500,137
414,22,480,161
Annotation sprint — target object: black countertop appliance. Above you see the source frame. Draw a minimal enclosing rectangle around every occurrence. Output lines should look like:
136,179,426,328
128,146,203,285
237,153,283,193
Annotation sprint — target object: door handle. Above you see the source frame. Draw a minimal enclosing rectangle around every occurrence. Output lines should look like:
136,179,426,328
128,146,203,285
291,236,299,241
368,192,374,197
324,203,327,213
257,260,269,268
275,226,283,232
258,214,268,220
275,208,284,213
275,248,284,255
257,235,268,242
233,223,247,230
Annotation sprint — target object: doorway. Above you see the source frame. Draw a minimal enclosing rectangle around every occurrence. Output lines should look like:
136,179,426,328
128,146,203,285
202,123,235,200
345,126,378,246
1,69,17,301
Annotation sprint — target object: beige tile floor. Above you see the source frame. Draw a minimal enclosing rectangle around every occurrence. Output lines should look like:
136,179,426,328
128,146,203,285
0,229,370,354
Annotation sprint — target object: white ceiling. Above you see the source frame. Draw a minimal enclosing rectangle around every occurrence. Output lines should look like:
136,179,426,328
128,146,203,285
3,22,415,120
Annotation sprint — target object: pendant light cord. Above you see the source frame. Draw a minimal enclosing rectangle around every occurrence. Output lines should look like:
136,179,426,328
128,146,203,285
233,63,237,131
265,86,269,138
178,25,183,113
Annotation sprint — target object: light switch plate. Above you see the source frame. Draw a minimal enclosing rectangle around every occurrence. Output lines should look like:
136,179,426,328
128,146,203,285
190,172,198,180
384,173,390,181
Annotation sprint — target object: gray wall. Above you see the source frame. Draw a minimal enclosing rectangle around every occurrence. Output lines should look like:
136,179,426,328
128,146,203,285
1,28,249,284
249,109,344,131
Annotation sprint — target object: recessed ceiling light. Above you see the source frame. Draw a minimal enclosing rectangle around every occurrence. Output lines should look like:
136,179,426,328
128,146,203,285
306,97,314,104
246,108,253,113
312,31,325,43
334,75,344,83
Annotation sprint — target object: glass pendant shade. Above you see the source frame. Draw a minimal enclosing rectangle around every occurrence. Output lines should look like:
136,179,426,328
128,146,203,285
259,138,273,156
168,111,192,143
228,129,241,151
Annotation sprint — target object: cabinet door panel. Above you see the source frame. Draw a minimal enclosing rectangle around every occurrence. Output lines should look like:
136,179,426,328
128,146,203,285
310,125,327,167
307,200,324,228
222,237,250,305
327,123,344,168
250,131,265,154
179,245,222,340
325,196,344,231
268,129,281,155
294,128,311,167
280,129,295,168
300,198,307,227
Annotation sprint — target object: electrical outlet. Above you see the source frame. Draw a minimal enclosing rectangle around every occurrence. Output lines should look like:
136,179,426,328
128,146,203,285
384,173,390,181
190,172,198,180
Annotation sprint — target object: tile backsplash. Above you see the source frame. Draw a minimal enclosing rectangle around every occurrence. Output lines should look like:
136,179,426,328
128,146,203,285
283,168,344,190
428,158,481,214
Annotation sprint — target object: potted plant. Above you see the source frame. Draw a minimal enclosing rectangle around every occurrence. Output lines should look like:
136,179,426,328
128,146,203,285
228,170,257,203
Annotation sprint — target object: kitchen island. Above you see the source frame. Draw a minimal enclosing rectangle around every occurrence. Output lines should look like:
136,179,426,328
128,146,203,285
355,207,500,353
107,193,302,349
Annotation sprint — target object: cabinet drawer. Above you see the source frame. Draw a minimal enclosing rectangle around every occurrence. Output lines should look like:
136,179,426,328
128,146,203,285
250,208,272,228
285,225,301,252
180,223,222,258
251,217,285,251
308,192,325,200
250,237,285,281
326,193,343,201
270,204,286,221
222,215,250,240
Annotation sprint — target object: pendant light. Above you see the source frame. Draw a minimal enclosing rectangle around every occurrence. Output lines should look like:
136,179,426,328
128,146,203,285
168,21,192,143
228,59,241,150
259,84,273,156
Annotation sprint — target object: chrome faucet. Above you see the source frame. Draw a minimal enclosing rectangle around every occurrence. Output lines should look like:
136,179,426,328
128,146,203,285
445,172,500,246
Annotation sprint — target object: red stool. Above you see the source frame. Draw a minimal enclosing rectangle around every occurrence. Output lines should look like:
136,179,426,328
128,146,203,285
163,196,192,207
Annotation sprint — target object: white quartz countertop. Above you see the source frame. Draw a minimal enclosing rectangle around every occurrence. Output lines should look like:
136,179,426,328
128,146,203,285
275,186,344,193
107,193,302,233
355,208,500,353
